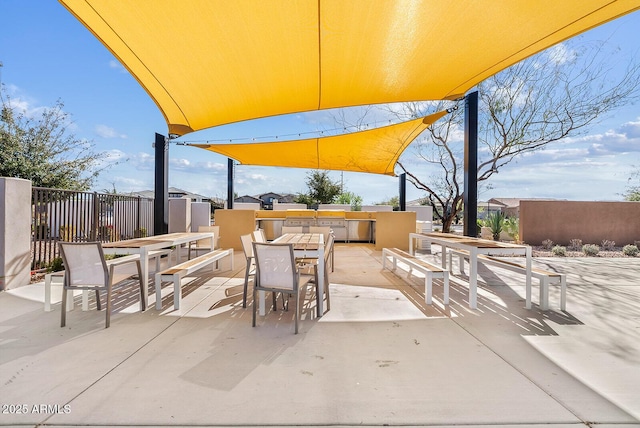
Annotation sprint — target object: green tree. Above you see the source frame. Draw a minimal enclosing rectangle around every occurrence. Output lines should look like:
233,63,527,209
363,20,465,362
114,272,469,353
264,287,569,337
295,170,342,205
0,85,109,190
335,191,363,211
377,196,399,210
623,166,640,201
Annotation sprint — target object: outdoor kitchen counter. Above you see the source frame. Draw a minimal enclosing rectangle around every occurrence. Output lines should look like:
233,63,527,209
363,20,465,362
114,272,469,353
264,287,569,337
254,210,378,241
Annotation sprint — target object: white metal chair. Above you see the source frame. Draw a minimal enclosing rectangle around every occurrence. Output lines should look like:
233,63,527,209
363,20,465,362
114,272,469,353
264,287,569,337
240,234,256,308
281,226,303,235
300,234,333,315
252,242,315,334
188,225,219,259
58,242,143,328
309,226,335,272
252,228,267,243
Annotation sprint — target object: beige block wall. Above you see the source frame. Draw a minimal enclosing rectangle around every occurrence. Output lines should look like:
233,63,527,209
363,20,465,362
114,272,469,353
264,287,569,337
375,211,416,251
0,177,32,290
215,209,256,250
520,200,640,246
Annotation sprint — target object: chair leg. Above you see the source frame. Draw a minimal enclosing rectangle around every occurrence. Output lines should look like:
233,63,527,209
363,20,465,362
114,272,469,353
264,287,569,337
95,289,102,311
61,287,68,327
331,248,334,272
312,265,321,317
105,284,112,328
294,290,299,334
135,260,145,311
243,263,251,308
252,288,257,327
325,270,331,312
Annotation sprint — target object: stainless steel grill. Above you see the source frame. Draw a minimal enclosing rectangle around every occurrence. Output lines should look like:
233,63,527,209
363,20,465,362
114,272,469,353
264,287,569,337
316,210,346,228
283,209,316,227
284,217,315,227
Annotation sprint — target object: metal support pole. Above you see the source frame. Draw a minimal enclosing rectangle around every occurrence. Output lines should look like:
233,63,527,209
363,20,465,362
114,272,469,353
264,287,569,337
227,158,234,209
463,91,478,237
399,173,406,211
90,191,98,241
154,133,169,235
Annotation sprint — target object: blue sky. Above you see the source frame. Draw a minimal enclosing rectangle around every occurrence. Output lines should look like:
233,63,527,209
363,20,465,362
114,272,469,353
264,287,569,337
2,2,639,204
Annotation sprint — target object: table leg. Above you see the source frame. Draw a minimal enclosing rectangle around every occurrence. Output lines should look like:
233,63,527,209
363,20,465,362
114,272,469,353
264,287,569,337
259,290,266,316
409,235,415,255
141,249,149,310
317,244,325,316
525,246,532,309
469,247,478,309
441,244,448,269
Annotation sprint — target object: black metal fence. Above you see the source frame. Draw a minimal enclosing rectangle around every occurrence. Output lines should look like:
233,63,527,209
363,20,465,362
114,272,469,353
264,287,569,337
31,187,154,270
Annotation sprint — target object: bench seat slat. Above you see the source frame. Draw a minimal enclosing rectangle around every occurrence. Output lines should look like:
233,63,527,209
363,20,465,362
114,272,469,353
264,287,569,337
384,248,444,272
155,248,234,310
382,247,449,305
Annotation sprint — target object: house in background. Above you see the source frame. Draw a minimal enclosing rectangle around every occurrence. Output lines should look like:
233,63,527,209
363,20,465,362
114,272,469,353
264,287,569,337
235,195,263,207
235,192,298,209
133,187,213,203
486,197,566,218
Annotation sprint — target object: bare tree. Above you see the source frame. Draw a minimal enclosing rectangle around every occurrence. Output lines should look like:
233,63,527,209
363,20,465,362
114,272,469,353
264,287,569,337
384,40,640,232
623,166,640,201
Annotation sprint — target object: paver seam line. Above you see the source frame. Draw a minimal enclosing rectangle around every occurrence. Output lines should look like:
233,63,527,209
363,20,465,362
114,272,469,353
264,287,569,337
33,421,598,427
36,273,238,427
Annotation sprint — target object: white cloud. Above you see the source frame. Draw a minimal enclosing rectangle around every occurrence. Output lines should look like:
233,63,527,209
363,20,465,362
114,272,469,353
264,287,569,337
170,158,191,169
545,43,576,65
95,124,127,139
617,118,640,139
108,59,128,74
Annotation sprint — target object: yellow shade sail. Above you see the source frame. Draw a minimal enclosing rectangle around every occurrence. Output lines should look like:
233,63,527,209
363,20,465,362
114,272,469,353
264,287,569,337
59,1,640,136
192,111,447,176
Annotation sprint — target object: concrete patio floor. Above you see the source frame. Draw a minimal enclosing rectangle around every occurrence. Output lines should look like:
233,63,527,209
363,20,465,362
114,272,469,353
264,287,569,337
1,242,640,427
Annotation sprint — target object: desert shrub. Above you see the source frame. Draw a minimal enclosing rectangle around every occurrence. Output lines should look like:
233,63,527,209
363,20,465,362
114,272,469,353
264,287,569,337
634,240,640,248
623,244,639,257
503,217,519,241
541,239,554,250
551,245,567,256
582,244,600,256
569,238,583,251
486,212,505,240
601,239,616,251
47,257,64,273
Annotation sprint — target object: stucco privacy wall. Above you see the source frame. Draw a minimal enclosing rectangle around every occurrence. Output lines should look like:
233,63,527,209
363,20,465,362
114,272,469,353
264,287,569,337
0,177,31,290
520,200,640,246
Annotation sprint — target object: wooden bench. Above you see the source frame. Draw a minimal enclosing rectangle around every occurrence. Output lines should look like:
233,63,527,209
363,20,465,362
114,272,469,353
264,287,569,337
447,249,566,311
44,249,172,312
154,248,234,310
382,247,449,305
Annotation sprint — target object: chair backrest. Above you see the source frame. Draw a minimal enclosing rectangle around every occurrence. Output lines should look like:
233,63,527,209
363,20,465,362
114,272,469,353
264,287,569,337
281,226,303,235
252,228,266,243
309,226,331,242
252,242,297,291
197,225,219,248
240,234,254,259
324,234,334,263
59,242,109,288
